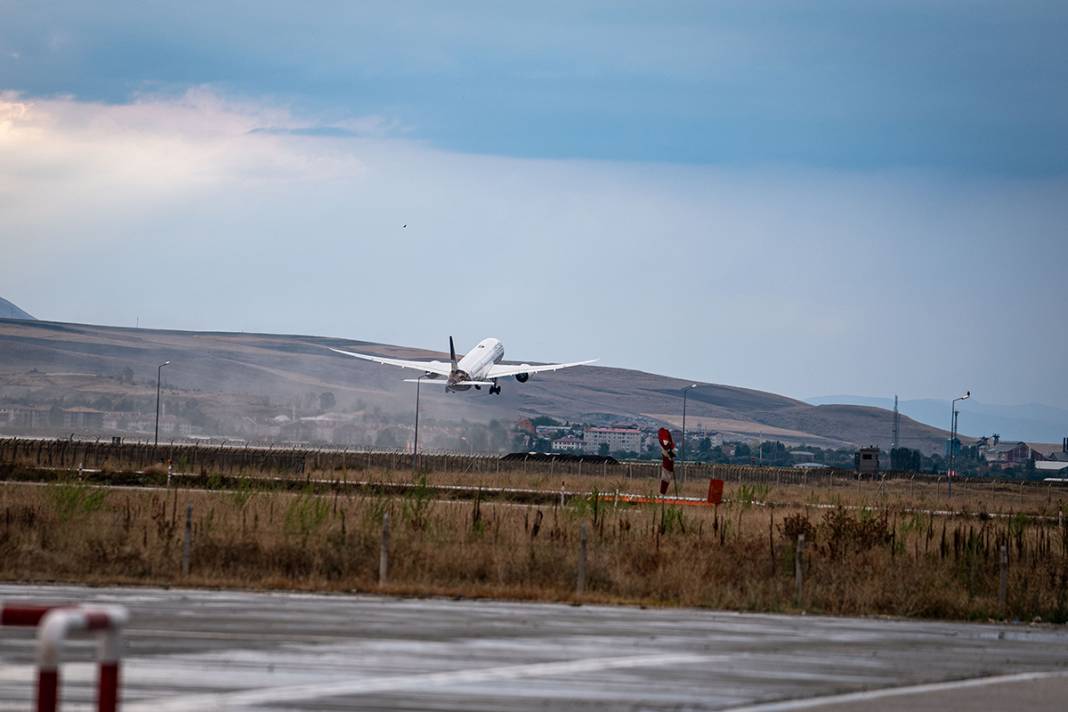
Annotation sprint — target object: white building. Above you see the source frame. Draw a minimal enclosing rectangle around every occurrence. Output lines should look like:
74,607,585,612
584,427,641,454
551,436,585,452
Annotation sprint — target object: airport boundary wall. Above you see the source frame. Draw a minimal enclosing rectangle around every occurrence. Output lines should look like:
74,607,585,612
1,436,904,486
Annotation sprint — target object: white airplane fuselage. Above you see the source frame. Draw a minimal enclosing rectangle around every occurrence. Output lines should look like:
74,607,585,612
328,336,594,396
447,337,505,391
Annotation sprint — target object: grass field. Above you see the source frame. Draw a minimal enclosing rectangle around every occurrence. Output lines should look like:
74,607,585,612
3,470,1067,622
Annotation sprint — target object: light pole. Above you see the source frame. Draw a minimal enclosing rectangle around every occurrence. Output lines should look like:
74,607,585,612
154,361,171,447
948,390,970,496
412,376,423,471
681,384,697,486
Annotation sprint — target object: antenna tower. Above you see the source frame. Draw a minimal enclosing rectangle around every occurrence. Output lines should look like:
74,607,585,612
891,395,900,450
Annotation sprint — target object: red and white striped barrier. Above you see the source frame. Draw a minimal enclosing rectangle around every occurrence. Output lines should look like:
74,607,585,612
1,603,129,712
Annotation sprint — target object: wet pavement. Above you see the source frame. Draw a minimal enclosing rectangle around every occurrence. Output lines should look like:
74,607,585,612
1,584,1066,710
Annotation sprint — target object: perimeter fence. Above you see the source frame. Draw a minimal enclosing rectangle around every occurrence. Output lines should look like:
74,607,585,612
0,436,1031,491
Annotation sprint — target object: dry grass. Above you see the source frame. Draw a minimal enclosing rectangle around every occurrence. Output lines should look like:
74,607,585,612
3,474,1068,623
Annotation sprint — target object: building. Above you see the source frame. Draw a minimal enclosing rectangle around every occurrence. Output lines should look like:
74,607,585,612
983,441,1032,466
1045,438,1068,463
789,450,815,463
0,406,50,429
855,447,880,476
1036,461,1068,475
551,436,585,452
584,427,641,454
61,407,105,430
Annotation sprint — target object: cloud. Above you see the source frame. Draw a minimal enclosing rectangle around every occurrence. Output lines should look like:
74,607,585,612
1,90,1066,409
0,89,376,252
3,2,1067,173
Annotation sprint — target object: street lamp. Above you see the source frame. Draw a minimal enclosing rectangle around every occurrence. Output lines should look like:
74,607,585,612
948,390,970,496
154,361,171,447
680,384,697,486
412,376,423,471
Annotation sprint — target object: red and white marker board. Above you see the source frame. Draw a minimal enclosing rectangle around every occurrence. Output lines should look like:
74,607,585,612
658,427,676,495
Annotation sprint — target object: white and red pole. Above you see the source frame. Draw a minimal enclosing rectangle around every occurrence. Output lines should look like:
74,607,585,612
1,603,128,712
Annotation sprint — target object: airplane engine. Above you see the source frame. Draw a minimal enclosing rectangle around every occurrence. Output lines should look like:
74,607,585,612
514,372,531,383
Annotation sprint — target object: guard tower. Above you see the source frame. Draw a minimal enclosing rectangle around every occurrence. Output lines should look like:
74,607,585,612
855,447,881,477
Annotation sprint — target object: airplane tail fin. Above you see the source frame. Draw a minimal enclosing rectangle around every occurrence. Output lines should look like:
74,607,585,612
449,336,457,369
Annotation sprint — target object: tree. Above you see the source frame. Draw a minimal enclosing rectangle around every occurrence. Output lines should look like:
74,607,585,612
531,415,561,427
598,442,610,456
375,428,400,449
319,391,336,411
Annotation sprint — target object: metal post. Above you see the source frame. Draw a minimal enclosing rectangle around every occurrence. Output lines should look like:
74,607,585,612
154,361,170,447
795,533,804,606
577,522,588,596
948,391,970,497
379,511,390,585
681,384,696,485
412,377,421,471
181,504,192,577
998,544,1008,610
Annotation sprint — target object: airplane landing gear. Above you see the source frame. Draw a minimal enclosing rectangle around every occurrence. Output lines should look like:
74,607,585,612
489,384,501,395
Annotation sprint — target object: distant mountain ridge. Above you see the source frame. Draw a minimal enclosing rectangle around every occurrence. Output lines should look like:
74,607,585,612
0,318,953,452
807,395,1068,444
0,298,34,321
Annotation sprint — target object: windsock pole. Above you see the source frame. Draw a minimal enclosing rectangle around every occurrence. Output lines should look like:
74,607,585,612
658,428,676,497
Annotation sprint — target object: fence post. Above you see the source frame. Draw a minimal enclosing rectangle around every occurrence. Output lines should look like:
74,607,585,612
795,533,805,606
181,504,192,577
999,544,1008,611
379,511,390,586
576,522,588,596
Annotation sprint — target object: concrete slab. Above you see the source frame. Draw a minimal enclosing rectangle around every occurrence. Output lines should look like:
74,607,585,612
1,584,1066,711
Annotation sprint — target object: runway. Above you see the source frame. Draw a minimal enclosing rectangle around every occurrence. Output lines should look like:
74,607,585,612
1,584,1066,710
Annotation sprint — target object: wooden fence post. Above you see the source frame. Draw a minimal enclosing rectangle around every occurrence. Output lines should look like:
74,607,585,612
576,522,588,596
795,533,805,606
181,504,192,577
379,512,390,586
999,544,1008,611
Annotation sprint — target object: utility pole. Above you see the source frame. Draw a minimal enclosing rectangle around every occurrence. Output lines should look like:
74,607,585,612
154,361,171,447
948,390,970,496
891,395,900,450
680,384,696,485
412,376,422,471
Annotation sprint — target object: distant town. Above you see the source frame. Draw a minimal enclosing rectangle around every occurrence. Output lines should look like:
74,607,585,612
2,373,1065,479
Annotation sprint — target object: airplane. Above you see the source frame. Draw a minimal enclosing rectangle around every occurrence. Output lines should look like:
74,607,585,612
329,337,596,395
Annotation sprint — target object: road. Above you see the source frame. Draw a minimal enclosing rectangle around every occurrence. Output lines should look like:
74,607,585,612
1,584,1066,710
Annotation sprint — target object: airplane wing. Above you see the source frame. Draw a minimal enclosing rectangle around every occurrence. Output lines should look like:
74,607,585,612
404,379,494,387
329,347,453,377
485,359,597,379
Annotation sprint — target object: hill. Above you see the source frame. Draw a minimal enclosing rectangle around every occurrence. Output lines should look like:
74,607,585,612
0,298,35,321
0,319,952,452
808,394,1066,446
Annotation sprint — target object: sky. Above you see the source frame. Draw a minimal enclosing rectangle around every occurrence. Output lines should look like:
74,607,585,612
1,1,1067,409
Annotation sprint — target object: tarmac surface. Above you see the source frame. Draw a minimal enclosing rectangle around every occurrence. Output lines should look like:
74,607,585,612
1,583,1067,711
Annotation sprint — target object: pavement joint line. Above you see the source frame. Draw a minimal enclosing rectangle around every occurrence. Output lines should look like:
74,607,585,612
723,669,1068,711
125,652,721,711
